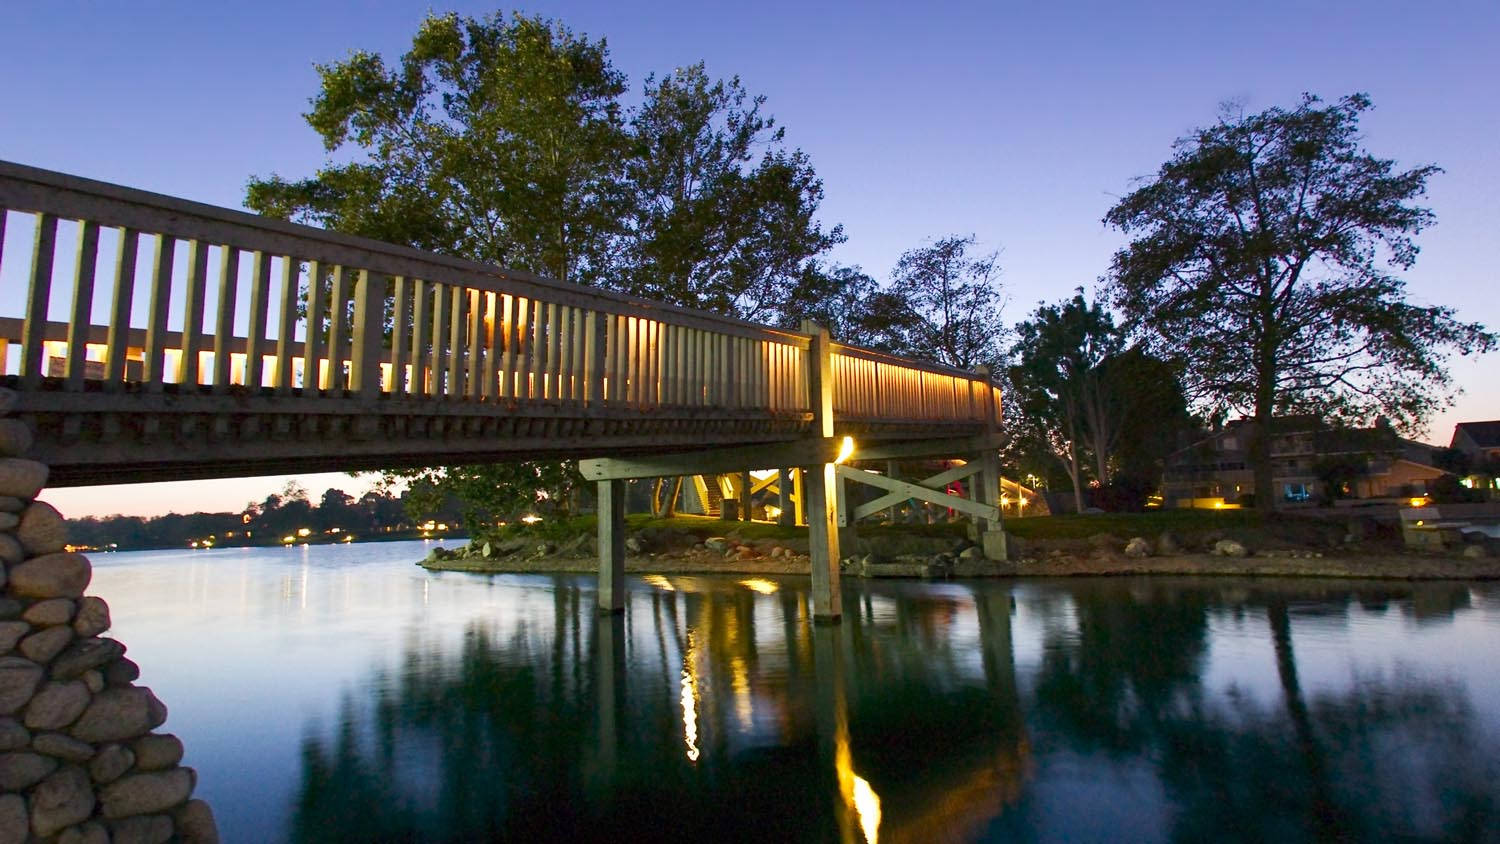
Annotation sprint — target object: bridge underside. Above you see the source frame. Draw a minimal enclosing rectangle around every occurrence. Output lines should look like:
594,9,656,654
9,376,991,486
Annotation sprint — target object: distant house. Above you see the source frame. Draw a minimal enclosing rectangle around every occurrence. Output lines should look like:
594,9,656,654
1162,416,1448,509
1448,421,1500,494
1451,421,1500,463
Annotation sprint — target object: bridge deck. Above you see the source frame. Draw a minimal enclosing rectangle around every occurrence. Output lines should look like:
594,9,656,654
1,161,1001,485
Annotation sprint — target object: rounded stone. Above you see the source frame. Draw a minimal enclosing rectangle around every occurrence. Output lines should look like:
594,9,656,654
81,670,104,694
0,496,22,513
0,458,47,500
20,626,73,664
0,420,32,458
0,600,22,622
100,767,195,819
0,513,17,531
109,814,175,844
131,733,184,772
0,622,31,656
0,657,44,715
51,638,126,681
22,599,76,628
103,657,140,687
0,794,26,844
9,553,92,600
16,502,68,557
29,764,95,838
174,799,220,844
31,732,95,763
59,820,110,844
88,743,134,785
0,718,30,751
70,686,166,743
24,681,90,731
0,751,57,790
0,534,21,567
0,388,14,415
72,597,110,638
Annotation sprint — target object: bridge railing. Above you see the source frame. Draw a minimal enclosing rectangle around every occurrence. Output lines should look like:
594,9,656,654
0,160,997,430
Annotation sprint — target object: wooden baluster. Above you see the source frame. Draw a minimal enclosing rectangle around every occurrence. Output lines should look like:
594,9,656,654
498,294,515,399
141,235,174,392
211,246,241,393
465,290,482,400
448,286,466,399
571,307,586,405
543,302,559,401
63,221,101,391
429,282,448,397
301,261,326,391
19,213,58,389
350,269,384,399
410,279,430,396
273,257,300,395
327,265,351,391
513,297,529,399
243,251,271,389
103,228,139,390
177,240,209,387
481,292,498,400
584,309,602,406
388,276,409,396
530,299,545,401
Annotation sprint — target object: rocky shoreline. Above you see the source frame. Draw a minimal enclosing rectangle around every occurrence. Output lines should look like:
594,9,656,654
419,524,1500,581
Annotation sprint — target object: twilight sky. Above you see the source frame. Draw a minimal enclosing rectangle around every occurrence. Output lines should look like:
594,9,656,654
3,0,1496,518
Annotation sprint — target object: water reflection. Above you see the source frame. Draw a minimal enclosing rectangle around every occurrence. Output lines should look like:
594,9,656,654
94,550,1488,843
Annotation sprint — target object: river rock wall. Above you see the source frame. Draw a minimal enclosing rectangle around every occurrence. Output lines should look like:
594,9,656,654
0,388,217,844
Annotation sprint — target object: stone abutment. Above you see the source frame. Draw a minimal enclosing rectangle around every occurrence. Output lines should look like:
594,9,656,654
0,387,218,844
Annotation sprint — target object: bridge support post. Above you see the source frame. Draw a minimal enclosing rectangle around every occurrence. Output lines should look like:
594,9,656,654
975,365,1008,561
777,468,794,527
597,479,626,613
802,320,841,623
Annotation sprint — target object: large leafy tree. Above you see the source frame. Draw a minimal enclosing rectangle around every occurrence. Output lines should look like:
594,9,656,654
621,63,843,321
247,12,629,284
887,235,1009,369
1105,93,1493,511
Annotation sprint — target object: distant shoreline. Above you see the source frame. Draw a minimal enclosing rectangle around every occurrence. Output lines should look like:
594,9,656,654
421,550,1500,581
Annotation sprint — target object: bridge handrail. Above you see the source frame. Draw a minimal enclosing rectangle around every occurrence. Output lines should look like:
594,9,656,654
0,159,998,428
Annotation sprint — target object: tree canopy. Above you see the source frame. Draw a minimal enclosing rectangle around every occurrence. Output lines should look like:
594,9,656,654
1104,92,1493,509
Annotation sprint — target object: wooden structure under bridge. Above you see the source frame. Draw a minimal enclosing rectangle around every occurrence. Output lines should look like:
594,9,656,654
0,159,1007,622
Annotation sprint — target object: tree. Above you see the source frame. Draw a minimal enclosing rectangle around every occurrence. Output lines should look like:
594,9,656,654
1009,292,1122,512
888,235,1008,369
1105,93,1494,512
620,63,843,321
247,12,629,285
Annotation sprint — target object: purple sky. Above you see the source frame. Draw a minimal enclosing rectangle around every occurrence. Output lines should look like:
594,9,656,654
3,0,1496,518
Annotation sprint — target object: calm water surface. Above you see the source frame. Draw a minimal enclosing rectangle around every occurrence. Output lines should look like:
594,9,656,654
89,541,1500,843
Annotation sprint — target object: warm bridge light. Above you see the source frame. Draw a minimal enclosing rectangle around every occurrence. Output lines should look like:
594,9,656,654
835,436,856,465
1409,496,1428,507
520,514,542,525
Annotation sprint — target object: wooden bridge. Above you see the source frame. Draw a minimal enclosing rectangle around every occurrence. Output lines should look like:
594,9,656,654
0,160,1006,621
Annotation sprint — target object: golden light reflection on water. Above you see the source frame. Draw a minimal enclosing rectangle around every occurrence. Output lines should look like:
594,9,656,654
852,775,882,844
644,574,675,591
681,630,700,763
738,578,779,594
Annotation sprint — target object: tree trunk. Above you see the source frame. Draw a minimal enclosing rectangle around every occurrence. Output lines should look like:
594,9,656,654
1067,439,1085,515
1253,370,1277,514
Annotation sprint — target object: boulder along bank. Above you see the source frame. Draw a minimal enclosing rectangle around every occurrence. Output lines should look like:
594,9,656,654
418,522,1500,581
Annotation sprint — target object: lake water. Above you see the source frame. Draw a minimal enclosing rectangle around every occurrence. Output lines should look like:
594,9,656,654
89,541,1500,843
